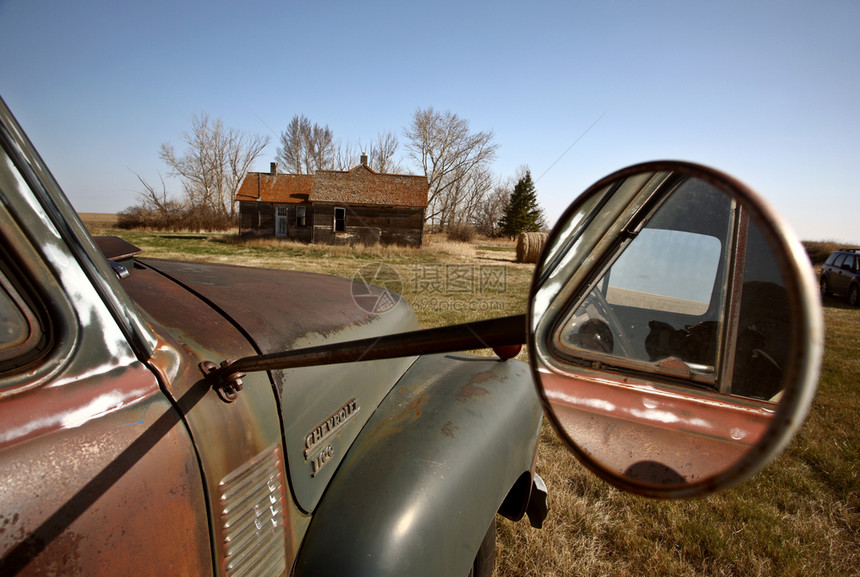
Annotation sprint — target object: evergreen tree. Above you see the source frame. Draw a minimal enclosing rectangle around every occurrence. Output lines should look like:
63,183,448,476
498,170,544,236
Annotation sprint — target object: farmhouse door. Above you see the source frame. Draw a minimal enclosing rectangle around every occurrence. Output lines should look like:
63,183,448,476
276,206,289,238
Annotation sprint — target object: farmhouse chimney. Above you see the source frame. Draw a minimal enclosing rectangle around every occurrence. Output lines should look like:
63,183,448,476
270,162,278,175
360,153,368,167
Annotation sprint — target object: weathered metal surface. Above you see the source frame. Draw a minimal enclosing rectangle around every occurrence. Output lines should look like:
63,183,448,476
93,235,141,262
274,346,420,513
0,386,213,576
122,264,311,573
0,191,77,396
542,369,773,484
0,119,212,575
0,101,157,361
293,353,543,577
137,258,422,513
137,257,417,348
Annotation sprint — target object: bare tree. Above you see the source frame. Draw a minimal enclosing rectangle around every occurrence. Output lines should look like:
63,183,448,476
404,107,499,229
333,139,359,170
159,113,269,220
444,165,493,228
133,171,172,214
119,170,185,230
367,130,402,173
275,114,335,174
472,180,511,237
277,115,305,173
133,171,181,225
332,131,404,173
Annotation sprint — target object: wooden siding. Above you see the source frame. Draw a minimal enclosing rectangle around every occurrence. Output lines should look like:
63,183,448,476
239,202,314,243
311,204,424,246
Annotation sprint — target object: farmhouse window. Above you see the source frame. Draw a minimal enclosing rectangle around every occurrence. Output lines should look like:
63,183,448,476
296,206,307,228
334,207,346,232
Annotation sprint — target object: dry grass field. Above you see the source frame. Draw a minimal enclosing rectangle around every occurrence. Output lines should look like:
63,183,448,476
85,222,859,576
78,212,118,229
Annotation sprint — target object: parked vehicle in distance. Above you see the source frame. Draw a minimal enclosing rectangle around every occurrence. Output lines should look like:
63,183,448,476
0,95,823,577
820,248,860,306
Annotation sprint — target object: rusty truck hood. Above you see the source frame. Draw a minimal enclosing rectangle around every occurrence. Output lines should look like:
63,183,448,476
128,258,420,512
135,258,418,353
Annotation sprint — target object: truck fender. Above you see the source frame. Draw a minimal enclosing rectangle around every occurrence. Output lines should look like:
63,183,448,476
293,352,543,576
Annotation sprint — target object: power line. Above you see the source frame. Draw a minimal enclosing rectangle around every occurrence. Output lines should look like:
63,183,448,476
535,110,608,183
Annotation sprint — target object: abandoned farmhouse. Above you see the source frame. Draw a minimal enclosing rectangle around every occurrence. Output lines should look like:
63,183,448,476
236,156,429,247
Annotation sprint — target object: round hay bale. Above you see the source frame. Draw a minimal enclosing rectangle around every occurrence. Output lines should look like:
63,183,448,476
516,232,547,263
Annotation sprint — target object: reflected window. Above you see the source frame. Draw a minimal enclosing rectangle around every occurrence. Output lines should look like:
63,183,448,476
729,219,790,400
556,176,732,381
605,229,721,316
552,175,790,400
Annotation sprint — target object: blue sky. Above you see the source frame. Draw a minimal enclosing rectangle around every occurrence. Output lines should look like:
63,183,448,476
1,0,858,243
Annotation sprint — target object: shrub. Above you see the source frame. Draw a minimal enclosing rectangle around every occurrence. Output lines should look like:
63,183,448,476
803,240,860,266
116,202,235,232
447,222,476,243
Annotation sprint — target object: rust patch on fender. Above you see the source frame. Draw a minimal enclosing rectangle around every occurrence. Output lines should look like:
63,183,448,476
410,396,424,418
441,421,458,438
456,383,489,402
361,390,428,446
467,370,496,385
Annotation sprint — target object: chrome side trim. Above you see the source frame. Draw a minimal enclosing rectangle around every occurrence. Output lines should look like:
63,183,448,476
218,444,288,577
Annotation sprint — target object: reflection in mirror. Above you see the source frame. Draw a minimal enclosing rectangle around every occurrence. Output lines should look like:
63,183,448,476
529,162,821,497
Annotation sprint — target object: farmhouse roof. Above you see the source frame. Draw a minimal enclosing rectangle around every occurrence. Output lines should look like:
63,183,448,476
235,172,313,204
236,162,428,208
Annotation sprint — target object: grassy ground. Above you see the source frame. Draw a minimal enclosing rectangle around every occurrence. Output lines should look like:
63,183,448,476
92,226,859,576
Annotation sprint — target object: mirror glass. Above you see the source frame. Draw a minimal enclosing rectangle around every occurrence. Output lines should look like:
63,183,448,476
529,162,821,497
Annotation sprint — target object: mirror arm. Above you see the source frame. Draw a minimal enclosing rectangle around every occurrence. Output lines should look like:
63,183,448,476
200,314,527,402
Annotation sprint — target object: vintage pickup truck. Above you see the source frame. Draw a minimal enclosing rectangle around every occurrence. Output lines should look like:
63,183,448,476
0,95,821,576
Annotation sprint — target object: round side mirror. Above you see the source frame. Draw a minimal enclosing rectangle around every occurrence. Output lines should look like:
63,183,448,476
528,161,822,498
